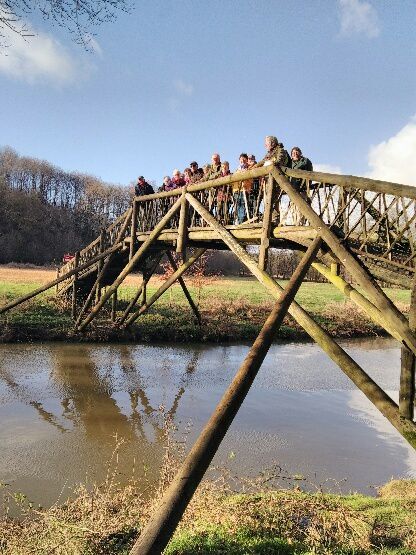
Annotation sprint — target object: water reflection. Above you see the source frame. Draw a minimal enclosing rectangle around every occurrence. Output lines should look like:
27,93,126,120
0,339,415,508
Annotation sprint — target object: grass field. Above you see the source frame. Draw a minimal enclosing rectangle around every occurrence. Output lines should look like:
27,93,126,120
0,265,411,343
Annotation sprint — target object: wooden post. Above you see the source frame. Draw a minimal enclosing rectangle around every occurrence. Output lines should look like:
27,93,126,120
185,192,416,446
130,200,137,261
331,262,340,276
176,188,188,255
71,251,80,320
258,174,274,271
96,229,106,303
129,237,322,555
124,248,206,327
111,288,118,322
400,277,416,419
77,197,182,331
271,166,416,356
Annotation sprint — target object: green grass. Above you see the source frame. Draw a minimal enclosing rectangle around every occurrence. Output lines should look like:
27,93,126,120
2,479,415,554
0,276,411,343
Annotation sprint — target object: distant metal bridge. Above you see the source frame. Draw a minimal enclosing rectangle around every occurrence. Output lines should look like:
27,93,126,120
1,164,416,554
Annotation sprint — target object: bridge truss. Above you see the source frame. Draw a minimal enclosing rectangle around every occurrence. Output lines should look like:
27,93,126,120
1,164,416,554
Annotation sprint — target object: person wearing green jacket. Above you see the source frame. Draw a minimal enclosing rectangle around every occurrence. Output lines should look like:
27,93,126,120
290,146,313,190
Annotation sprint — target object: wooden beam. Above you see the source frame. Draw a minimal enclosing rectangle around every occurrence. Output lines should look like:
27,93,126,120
400,277,416,419
71,251,80,320
312,261,403,342
74,207,133,328
129,236,323,555
176,188,188,255
258,175,273,270
130,200,138,261
77,197,182,331
166,251,201,324
95,228,106,303
111,289,117,322
123,248,206,327
117,252,165,326
186,192,416,447
285,167,416,200
271,166,416,356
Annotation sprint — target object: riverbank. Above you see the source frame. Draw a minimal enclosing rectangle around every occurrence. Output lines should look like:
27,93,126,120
1,474,415,554
0,266,411,343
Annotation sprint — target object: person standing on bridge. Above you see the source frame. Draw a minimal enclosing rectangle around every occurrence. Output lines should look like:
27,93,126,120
290,147,313,190
258,135,290,168
189,161,204,182
233,153,252,223
203,153,222,181
135,176,154,197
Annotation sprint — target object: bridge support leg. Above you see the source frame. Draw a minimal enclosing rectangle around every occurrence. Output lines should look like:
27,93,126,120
166,251,201,325
400,277,416,420
117,253,165,327
78,197,182,331
124,248,206,328
312,261,403,342
186,192,416,447
271,166,416,356
111,288,118,322
129,237,322,555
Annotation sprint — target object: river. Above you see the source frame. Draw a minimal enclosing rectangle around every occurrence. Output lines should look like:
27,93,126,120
1,337,415,509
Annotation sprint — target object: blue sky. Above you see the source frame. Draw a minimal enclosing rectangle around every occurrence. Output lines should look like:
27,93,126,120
1,0,415,186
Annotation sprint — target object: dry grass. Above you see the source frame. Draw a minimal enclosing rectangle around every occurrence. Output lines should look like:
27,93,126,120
1,428,415,555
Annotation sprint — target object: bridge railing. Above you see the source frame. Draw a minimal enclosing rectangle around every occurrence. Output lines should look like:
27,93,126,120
57,165,416,292
56,208,131,293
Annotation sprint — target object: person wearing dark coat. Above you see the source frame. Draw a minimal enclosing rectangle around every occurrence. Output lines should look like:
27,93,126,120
290,147,313,190
135,176,154,196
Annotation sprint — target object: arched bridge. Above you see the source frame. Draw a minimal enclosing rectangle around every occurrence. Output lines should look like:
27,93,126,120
1,164,416,554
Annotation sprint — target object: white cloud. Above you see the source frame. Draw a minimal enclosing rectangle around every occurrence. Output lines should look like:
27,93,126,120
173,79,194,96
338,0,380,38
367,115,416,186
314,163,343,175
0,21,83,84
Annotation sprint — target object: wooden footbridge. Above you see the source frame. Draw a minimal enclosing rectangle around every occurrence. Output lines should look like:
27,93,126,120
2,164,416,554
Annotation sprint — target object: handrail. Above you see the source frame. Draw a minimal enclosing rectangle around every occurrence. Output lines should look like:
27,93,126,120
285,168,416,199
133,166,416,202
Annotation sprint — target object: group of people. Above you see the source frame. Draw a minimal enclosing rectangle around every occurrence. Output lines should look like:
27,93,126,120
134,136,313,224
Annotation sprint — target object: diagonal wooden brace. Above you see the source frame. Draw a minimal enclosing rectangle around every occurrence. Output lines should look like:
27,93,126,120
166,251,201,324
130,236,323,555
271,166,416,356
312,261,403,342
123,248,206,328
186,192,416,447
117,252,165,327
77,197,182,331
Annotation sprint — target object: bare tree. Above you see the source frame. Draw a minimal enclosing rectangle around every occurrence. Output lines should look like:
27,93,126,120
0,1,130,48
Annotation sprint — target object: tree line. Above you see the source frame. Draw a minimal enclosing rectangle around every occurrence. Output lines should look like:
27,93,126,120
0,147,132,264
